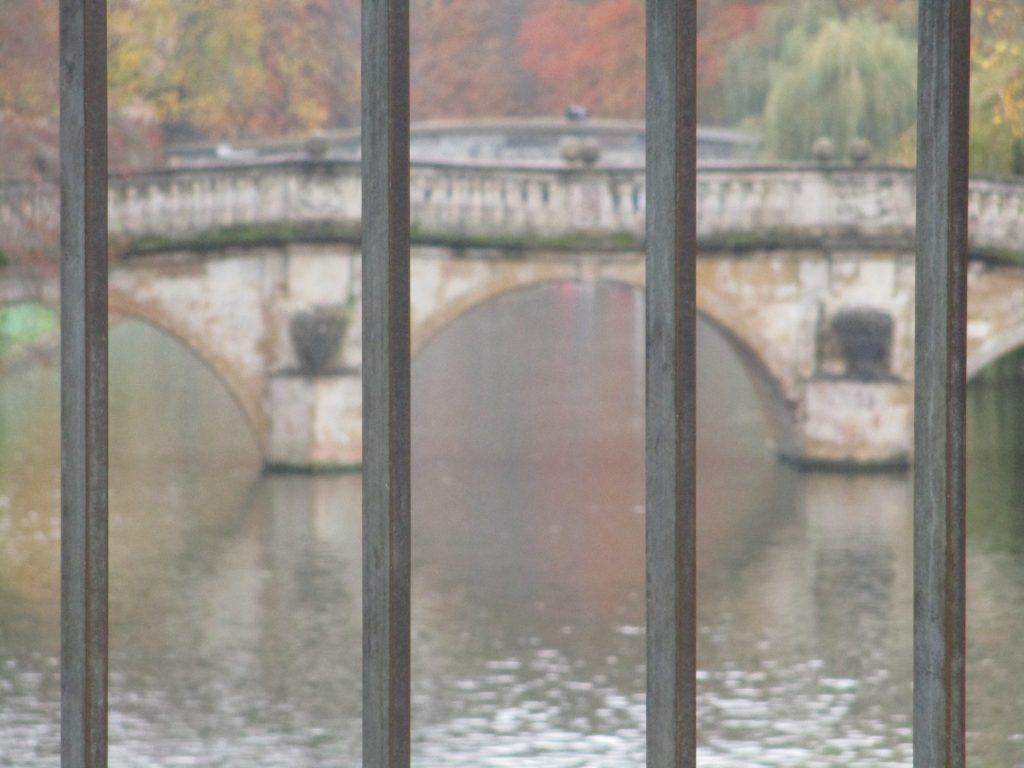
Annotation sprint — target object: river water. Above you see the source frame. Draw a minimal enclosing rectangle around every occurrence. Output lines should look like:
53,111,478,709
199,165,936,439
1,282,1023,767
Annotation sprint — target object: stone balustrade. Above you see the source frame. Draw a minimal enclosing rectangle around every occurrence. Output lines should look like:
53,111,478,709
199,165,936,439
2,161,1024,260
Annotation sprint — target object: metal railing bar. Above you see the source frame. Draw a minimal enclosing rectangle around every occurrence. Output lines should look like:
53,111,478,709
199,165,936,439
913,1,970,767
361,0,412,765
645,0,698,765
59,0,109,766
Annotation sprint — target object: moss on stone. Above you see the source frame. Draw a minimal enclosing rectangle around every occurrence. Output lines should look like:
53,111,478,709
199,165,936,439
410,226,642,253
127,222,647,256
126,222,363,256
970,246,1024,268
263,459,363,475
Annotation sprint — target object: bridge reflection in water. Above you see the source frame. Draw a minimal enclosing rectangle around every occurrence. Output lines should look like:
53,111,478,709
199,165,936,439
0,282,1022,765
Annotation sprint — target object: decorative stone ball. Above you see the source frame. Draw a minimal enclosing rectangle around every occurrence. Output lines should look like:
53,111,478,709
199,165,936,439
577,138,601,167
560,136,583,164
811,136,837,164
848,137,872,165
304,135,330,159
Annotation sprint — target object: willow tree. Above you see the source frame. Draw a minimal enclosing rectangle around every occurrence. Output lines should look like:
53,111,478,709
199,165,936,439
762,16,917,160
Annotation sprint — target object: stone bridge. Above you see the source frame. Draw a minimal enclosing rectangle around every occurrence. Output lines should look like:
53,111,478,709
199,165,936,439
2,153,1024,470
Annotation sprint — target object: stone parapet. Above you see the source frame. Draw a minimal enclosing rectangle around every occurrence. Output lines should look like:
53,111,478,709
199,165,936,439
2,164,1024,264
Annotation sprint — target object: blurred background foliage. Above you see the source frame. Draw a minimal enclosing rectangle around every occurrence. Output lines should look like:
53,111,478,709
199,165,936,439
0,0,1022,176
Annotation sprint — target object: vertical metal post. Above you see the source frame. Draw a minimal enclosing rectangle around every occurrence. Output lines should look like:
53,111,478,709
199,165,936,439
361,0,411,765
914,2,969,767
59,0,108,767
645,0,697,766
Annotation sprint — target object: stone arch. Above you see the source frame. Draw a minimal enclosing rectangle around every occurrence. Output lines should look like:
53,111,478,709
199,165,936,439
0,278,261,445
963,267,1024,381
0,271,265,443
410,270,793,448
108,287,265,445
967,324,1024,382
693,313,796,453
411,267,581,357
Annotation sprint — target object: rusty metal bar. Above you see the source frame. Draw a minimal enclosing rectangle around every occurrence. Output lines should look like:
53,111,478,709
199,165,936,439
361,0,411,765
59,0,109,766
645,0,698,765
913,1,970,767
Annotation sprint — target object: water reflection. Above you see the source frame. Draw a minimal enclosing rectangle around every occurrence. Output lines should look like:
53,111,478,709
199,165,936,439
0,285,1022,765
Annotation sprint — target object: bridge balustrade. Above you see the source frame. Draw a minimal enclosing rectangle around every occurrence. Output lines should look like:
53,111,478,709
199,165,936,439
4,162,1024,265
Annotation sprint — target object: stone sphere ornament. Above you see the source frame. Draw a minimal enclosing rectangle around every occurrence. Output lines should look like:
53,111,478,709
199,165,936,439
577,138,601,166
304,134,330,159
811,136,837,164
848,137,873,165
560,136,582,165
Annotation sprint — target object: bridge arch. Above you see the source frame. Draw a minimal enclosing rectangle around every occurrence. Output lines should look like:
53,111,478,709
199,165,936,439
411,271,593,358
0,279,263,445
410,271,793,449
107,288,265,446
968,325,1024,382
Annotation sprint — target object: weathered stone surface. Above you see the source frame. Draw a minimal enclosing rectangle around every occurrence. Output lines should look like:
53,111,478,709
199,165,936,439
4,239,1024,469
267,372,362,470
797,380,912,468
5,164,1024,262
2,149,1024,469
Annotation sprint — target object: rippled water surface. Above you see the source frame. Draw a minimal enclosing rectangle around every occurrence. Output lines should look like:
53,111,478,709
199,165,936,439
1,282,1023,766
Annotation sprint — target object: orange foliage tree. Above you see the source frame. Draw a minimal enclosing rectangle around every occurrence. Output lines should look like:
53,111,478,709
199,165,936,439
258,0,361,132
518,0,645,118
517,0,764,122
412,0,529,120
697,2,764,122
0,0,57,118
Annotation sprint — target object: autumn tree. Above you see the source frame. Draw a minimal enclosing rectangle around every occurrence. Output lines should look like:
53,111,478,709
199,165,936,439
258,0,361,132
970,0,1024,173
0,0,55,178
696,1,765,122
0,0,162,177
412,0,528,120
518,0,644,118
0,0,57,119
109,0,360,140
517,0,767,122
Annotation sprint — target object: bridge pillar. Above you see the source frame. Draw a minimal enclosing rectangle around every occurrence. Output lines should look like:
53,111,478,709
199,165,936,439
780,305,912,469
264,258,364,471
266,371,362,471
782,379,913,469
